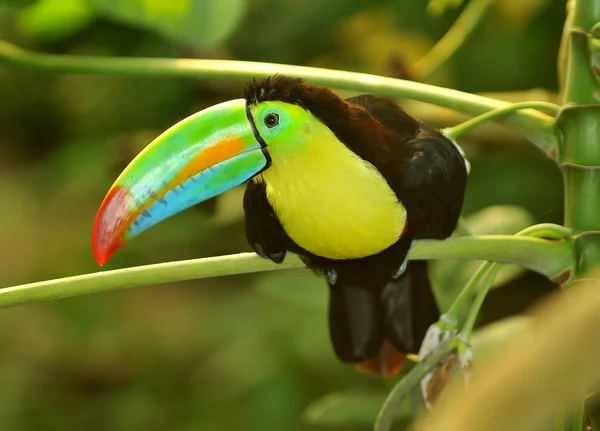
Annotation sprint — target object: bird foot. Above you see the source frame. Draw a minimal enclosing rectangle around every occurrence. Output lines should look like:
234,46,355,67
325,269,338,285
393,257,409,279
393,240,416,279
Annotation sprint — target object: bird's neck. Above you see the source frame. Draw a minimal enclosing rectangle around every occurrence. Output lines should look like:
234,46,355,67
255,125,407,260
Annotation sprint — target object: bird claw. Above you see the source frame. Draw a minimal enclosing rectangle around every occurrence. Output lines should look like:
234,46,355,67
417,323,473,409
393,240,415,279
393,256,409,279
326,269,338,285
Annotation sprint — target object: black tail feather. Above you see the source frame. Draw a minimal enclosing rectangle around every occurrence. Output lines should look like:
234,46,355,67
381,260,439,353
327,260,439,376
328,280,385,364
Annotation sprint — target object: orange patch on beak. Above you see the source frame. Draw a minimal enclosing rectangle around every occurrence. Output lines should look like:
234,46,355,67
175,136,246,183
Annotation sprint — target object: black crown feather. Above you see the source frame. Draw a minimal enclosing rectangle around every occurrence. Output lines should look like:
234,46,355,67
242,75,308,106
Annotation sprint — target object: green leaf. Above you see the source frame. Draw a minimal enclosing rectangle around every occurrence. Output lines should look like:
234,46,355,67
18,0,94,42
86,0,246,50
304,392,412,428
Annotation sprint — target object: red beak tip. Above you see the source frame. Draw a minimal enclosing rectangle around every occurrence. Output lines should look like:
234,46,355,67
94,254,107,267
92,244,108,267
92,238,120,267
92,185,132,267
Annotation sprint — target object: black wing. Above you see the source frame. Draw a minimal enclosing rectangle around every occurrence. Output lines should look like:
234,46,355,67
346,94,467,239
243,180,288,263
391,128,467,238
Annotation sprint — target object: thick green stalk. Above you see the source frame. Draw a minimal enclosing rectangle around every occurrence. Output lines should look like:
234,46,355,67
558,0,600,276
0,235,574,310
0,40,557,156
558,1,600,429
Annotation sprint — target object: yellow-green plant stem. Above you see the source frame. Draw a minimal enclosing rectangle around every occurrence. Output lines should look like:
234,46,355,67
373,339,455,431
461,263,502,339
413,0,496,78
446,101,561,140
442,261,491,327
0,235,574,310
442,224,572,328
0,40,557,155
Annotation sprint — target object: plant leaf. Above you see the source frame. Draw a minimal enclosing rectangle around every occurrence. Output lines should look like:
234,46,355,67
86,0,246,50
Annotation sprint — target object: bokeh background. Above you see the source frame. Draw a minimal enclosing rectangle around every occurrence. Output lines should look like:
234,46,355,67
0,0,567,430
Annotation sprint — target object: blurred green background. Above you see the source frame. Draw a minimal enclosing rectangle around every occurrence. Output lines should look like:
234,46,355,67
0,0,566,430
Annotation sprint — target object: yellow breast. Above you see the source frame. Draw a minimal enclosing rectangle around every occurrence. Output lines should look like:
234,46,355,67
257,127,407,260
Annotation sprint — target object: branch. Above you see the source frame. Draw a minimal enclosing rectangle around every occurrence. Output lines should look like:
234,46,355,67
442,223,572,326
373,339,454,431
0,40,557,155
0,235,575,310
413,0,496,79
445,101,561,141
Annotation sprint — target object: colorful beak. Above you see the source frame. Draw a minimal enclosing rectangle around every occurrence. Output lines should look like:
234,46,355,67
92,98,268,265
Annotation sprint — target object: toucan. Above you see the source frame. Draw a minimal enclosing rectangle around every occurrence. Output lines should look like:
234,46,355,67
92,75,468,377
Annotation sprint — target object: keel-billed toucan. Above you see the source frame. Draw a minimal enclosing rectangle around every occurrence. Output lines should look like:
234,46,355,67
92,75,468,377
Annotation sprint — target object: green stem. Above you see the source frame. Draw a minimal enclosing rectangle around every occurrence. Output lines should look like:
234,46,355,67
558,1,600,426
0,234,574,310
0,39,557,155
461,263,502,339
443,261,492,327
413,0,496,79
441,224,572,328
558,0,600,279
0,253,303,309
446,101,561,140
373,340,454,431
561,0,600,105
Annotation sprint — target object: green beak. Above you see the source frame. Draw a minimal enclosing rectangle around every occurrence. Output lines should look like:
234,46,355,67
92,98,269,265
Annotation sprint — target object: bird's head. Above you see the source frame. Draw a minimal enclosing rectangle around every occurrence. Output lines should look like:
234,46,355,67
92,75,354,265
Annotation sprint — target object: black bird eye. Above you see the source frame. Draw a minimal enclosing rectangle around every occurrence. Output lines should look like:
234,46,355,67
264,113,280,128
